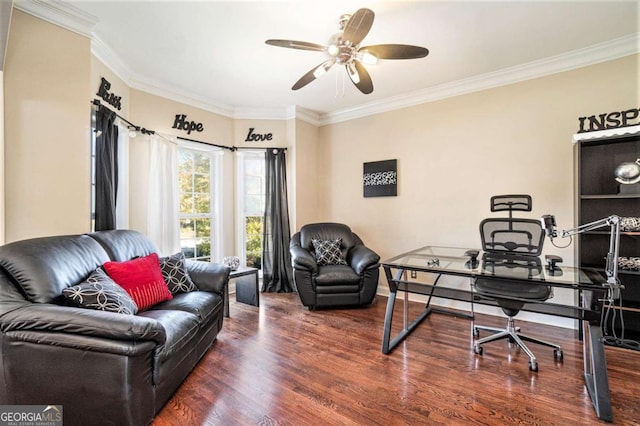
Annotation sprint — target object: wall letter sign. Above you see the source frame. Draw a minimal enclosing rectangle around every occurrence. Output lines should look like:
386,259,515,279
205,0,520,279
96,77,122,110
172,114,204,135
578,108,640,133
245,128,273,142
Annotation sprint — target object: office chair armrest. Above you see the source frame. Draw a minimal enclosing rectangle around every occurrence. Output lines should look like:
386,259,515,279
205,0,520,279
545,254,563,271
349,245,381,275
291,246,318,273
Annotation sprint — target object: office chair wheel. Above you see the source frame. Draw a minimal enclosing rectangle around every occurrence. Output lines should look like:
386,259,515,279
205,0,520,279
529,360,539,372
473,344,483,355
554,349,563,360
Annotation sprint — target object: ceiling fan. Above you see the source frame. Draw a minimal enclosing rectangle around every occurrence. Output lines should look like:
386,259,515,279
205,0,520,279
265,8,429,95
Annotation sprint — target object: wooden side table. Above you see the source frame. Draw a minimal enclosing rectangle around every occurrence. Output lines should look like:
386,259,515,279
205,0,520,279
224,266,259,317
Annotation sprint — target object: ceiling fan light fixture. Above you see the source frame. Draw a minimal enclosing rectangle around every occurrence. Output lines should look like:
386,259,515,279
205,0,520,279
346,62,360,84
359,51,378,65
313,61,333,79
265,7,428,94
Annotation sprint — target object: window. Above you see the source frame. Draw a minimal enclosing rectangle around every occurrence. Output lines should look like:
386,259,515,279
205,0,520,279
178,145,222,262
236,151,265,269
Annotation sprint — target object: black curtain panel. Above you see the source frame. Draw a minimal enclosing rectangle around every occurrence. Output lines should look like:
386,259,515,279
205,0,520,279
262,149,294,293
94,105,119,231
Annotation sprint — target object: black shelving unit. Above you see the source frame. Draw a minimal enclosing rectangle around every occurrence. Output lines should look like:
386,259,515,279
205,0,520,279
575,130,640,348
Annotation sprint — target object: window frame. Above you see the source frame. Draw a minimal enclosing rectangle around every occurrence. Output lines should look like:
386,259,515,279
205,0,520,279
177,140,223,262
235,150,265,269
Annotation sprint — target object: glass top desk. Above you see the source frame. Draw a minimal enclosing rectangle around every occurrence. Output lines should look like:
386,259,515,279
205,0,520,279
380,245,614,422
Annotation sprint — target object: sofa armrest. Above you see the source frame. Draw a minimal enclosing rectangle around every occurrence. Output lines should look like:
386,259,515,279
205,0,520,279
290,246,318,273
348,245,380,275
186,260,230,295
0,304,166,345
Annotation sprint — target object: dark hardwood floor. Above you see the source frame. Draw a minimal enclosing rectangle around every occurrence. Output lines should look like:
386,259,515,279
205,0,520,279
153,293,640,425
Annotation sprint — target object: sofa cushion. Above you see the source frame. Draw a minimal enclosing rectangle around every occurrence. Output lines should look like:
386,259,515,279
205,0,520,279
137,309,200,361
300,222,357,256
0,235,110,304
314,265,360,285
62,269,138,315
153,291,222,322
160,253,197,294
89,230,157,262
312,238,348,266
103,253,173,311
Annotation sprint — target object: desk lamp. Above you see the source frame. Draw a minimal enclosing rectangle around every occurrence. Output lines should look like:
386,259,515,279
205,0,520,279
540,214,622,298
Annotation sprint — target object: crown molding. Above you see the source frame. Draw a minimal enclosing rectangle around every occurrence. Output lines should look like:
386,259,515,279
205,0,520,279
234,106,290,121
13,0,97,38
91,36,132,84
290,106,322,126
320,33,640,126
17,0,639,126
129,76,236,118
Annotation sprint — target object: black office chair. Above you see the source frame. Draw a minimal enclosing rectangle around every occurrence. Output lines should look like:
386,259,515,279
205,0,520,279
472,195,563,372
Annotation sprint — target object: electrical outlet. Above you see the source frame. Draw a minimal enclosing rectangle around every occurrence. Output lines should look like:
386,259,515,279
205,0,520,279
410,270,417,279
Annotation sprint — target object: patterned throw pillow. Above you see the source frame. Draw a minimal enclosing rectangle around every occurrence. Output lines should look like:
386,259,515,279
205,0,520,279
312,238,347,266
103,253,173,311
160,252,198,294
62,269,138,315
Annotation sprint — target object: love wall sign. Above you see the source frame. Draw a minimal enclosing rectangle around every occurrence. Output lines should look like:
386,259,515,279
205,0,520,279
244,128,273,142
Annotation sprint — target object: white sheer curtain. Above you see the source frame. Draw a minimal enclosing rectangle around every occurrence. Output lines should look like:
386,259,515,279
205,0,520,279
115,123,129,229
147,134,180,255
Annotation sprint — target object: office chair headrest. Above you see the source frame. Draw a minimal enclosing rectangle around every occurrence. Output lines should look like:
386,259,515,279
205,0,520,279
491,195,532,216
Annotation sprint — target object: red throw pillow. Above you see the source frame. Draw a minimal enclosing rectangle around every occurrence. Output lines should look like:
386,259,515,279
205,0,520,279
103,253,172,311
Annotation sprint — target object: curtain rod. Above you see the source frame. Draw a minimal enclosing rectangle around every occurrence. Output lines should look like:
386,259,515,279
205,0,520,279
92,99,287,152
177,136,234,151
179,136,287,152
234,146,287,151
92,99,155,135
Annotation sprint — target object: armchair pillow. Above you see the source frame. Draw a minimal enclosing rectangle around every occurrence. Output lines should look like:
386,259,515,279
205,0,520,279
103,253,173,311
312,238,348,266
62,269,138,315
160,252,198,294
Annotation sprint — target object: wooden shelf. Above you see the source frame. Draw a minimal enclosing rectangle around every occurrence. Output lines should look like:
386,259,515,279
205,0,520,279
581,194,640,200
576,133,640,346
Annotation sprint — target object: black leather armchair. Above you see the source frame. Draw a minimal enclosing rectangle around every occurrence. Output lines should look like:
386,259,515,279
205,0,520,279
290,223,380,309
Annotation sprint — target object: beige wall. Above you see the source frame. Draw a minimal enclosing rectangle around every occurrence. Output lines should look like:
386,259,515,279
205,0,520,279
318,55,639,325
292,118,320,230
4,10,91,242
319,55,638,263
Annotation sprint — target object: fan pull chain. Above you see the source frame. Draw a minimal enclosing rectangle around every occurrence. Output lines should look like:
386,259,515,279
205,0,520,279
334,69,345,99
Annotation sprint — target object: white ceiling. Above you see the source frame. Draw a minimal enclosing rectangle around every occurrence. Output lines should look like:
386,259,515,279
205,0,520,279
15,1,640,123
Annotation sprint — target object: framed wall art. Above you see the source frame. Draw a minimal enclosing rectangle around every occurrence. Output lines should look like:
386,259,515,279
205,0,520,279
363,159,397,197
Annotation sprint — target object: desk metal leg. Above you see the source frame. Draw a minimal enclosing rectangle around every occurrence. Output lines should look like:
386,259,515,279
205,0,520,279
583,319,612,422
381,268,433,354
224,280,230,318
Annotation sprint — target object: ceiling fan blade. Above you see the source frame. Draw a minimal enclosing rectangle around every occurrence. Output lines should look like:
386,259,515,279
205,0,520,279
265,39,326,52
359,44,429,60
346,60,373,95
342,8,374,46
292,59,336,90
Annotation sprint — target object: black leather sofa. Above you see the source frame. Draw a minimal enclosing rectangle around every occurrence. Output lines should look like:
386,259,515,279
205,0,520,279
0,230,229,426
290,223,380,309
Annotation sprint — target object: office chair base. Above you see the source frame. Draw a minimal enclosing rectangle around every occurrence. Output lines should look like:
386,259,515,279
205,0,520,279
473,318,563,371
